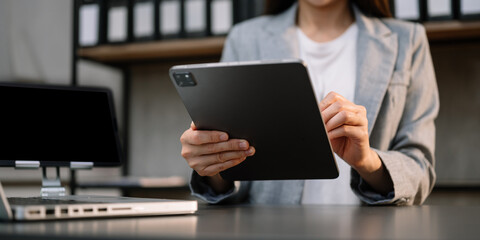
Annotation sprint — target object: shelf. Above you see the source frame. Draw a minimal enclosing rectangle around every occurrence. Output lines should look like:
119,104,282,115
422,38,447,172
424,20,480,42
77,21,480,64
77,37,225,64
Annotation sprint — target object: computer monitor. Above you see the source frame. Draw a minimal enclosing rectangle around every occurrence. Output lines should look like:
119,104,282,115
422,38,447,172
0,83,123,168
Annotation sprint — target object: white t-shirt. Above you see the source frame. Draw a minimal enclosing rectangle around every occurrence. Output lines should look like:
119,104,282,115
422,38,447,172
297,23,360,205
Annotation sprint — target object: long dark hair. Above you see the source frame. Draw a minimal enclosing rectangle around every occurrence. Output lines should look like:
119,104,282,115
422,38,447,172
264,0,392,18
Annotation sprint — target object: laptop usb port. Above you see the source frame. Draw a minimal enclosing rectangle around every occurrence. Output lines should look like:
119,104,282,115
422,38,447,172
60,208,68,215
98,208,107,212
28,210,41,215
46,209,55,215
84,208,94,213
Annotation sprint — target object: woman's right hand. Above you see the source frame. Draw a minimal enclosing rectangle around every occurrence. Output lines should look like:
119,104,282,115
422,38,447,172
180,122,255,192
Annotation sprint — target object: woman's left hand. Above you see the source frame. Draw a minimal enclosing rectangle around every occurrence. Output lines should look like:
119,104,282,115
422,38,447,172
319,92,392,193
320,92,393,194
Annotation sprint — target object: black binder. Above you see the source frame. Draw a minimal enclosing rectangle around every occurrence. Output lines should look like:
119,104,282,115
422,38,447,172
183,0,208,38
425,0,454,20
250,0,265,18
390,0,425,21
232,0,264,24
208,0,233,36
132,0,156,41
457,0,480,20
106,0,130,44
158,0,183,39
77,0,106,47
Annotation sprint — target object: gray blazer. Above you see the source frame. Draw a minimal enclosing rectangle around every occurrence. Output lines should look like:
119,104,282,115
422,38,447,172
190,3,439,205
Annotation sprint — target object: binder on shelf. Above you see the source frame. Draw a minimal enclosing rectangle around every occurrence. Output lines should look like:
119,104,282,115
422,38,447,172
233,0,249,24
233,0,264,24
158,0,183,39
183,0,208,38
133,0,156,41
425,0,454,20
78,0,105,47
107,0,130,44
250,0,265,18
390,0,424,21
209,0,233,36
458,0,480,20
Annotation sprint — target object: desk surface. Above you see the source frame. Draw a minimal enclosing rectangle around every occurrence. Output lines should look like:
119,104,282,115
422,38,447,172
1,204,479,240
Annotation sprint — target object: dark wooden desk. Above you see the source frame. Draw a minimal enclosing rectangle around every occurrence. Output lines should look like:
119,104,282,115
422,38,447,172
1,204,479,240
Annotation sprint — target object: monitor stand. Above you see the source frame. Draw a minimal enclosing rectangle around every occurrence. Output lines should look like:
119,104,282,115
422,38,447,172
14,161,93,197
41,167,65,197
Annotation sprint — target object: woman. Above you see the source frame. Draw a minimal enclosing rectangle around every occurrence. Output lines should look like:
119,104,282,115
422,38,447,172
180,0,439,205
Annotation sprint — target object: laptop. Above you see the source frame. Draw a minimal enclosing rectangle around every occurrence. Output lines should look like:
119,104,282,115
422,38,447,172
0,83,197,221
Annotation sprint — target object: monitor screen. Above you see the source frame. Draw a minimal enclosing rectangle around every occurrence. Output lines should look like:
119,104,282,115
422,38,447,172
0,83,123,167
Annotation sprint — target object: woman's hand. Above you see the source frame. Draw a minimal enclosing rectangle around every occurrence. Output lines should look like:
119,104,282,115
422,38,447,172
180,122,255,193
320,92,393,194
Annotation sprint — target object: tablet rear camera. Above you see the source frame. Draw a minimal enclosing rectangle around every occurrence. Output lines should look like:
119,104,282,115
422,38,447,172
174,72,197,87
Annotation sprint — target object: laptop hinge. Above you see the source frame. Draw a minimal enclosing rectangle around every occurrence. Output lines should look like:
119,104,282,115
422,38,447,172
70,162,93,170
41,167,66,197
15,160,40,169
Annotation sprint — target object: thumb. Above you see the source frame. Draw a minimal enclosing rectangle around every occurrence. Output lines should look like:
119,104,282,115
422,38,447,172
190,121,198,130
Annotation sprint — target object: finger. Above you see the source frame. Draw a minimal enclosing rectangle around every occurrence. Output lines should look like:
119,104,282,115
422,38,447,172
328,125,368,141
199,158,248,177
187,139,251,157
325,110,365,132
190,121,197,130
182,128,229,145
188,146,255,169
321,101,358,124
319,91,347,112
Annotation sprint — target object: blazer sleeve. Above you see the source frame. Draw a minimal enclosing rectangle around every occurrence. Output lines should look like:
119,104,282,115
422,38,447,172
189,26,252,204
352,23,439,205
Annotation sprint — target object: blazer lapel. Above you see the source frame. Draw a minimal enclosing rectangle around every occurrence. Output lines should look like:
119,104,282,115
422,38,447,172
260,4,300,60
353,8,398,134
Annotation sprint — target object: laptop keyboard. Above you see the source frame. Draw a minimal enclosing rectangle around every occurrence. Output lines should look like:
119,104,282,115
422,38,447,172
8,197,95,206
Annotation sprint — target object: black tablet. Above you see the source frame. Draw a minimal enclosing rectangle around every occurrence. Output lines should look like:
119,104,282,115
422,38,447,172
170,60,338,181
